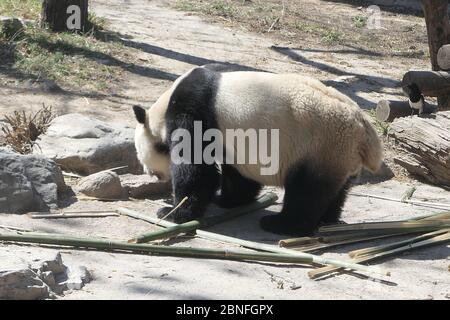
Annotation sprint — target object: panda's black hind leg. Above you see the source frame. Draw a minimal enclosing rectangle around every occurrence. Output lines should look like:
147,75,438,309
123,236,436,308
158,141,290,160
214,164,262,209
260,163,344,236
320,180,351,225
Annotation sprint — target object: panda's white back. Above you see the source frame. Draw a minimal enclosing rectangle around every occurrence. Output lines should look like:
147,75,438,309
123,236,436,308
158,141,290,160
214,71,370,186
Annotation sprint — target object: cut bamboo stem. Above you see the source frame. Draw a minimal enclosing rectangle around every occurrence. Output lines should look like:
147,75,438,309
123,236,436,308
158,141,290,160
420,212,450,221
29,212,119,219
0,225,32,232
308,231,450,279
319,220,450,234
130,220,199,243
128,193,278,243
78,196,128,201
279,237,320,247
0,232,316,265
290,233,409,253
118,207,390,277
348,228,450,258
349,192,450,210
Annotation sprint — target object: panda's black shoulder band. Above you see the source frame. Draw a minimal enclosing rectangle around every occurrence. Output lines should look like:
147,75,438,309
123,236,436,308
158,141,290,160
155,141,170,155
133,105,146,124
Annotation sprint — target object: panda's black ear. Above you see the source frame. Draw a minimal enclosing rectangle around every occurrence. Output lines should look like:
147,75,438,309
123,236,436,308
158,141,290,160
133,105,146,124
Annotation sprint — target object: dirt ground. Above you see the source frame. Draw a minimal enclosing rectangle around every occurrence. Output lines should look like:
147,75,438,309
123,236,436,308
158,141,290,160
1,0,449,299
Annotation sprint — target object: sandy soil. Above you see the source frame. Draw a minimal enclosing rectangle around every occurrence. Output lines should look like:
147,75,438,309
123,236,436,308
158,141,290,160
0,0,449,300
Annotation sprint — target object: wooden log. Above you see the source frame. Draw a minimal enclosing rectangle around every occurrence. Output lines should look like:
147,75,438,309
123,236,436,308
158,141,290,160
41,0,89,32
402,70,450,97
376,100,436,123
421,0,450,71
389,111,450,187
438,44,450,70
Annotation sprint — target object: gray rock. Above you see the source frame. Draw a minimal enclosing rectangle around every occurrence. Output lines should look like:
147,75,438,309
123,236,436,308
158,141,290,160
120,174,171,198
33,252,65,274
60,266,91,291
0,250,91,300
34,113,143,175
76,171,128,199
0,268,51,300
0,149,66,213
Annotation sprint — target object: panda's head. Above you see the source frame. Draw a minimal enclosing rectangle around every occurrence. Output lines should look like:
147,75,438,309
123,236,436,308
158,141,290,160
133,90,172,181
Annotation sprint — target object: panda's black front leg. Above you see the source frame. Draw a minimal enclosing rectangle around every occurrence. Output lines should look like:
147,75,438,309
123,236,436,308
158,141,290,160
214,164,262,208
157,162,220,223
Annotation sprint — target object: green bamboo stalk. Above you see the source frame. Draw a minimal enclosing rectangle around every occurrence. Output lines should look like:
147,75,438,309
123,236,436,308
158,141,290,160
290,233,409,253
0,232,314,265
118,207,390,277
308,231,450,280
129,192,278,243
348,228,450,258
130,220,200,243
349,192,450,210
319,220,450,234
279,237,320,247
29,212,119,219
419,212,450,221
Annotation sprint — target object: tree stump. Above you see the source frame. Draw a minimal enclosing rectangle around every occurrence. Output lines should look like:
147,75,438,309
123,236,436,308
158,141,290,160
41,0,89,32
389,111,450,187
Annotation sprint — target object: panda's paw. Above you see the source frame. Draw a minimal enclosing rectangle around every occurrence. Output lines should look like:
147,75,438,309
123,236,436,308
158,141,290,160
260,215,314,236
156,207,173,220
213,194,237,209
156,207,194,224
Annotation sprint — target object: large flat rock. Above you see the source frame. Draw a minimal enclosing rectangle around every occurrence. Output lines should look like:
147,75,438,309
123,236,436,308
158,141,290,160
34,113,143,175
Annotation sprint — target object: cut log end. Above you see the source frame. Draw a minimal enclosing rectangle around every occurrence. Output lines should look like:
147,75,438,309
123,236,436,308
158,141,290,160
376,100,437,123
437,44,450,71
376,100,415,123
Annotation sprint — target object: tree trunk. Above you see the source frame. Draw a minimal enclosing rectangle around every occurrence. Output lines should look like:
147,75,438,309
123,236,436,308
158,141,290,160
41,0,89,32
375,100,436,123
421,0,450,110
389,111,450,187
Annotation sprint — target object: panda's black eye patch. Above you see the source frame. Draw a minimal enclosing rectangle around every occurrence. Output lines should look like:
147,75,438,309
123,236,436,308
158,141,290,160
154,142,170,155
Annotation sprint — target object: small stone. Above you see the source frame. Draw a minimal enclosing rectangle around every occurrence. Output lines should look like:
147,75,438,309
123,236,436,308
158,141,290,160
38,252,65,274
76,171,128,199
60,266,91,291
120,174,171,198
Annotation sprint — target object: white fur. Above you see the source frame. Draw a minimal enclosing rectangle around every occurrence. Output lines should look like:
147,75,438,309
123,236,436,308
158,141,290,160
214,71,382,186
409,99,424,113
134,68,199,179
135,68,383,187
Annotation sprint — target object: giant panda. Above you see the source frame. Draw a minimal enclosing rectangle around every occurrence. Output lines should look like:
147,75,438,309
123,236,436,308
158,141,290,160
133,64,383,236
